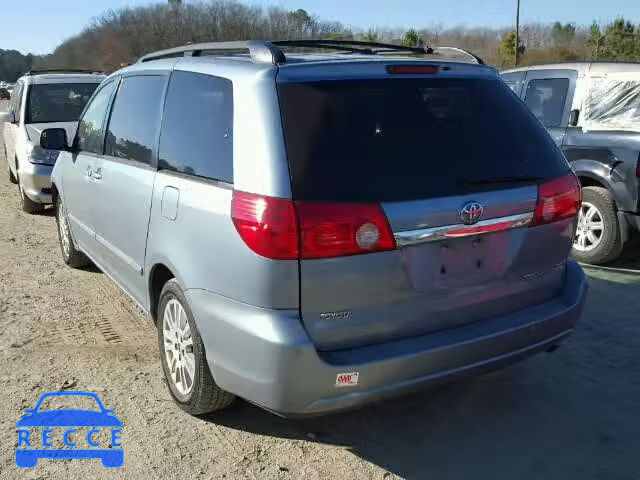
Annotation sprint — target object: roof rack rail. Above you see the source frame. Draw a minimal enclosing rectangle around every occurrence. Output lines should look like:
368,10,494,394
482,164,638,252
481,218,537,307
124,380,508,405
275,40,484,64
272,39,433,56
275,41,379,55
137,39,485,65
26,69,103,75
137,41,286,64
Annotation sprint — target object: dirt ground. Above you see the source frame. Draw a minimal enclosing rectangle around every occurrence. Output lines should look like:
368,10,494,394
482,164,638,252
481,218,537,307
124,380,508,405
1,106,640,479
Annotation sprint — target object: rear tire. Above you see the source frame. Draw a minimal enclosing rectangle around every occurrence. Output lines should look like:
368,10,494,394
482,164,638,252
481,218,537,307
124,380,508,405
158,279,235,415
55,195,90,268
572,186,623,265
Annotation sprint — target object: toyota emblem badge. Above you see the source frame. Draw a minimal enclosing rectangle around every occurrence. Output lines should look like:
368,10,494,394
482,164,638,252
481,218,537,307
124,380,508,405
460,201,484,225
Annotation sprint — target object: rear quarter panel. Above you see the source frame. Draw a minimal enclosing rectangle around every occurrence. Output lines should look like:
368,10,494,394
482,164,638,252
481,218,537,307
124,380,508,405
564,129,640,213
145,172,299,310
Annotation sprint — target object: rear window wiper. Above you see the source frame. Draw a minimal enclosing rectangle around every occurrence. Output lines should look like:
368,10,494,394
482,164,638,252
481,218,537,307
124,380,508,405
463,175,545,186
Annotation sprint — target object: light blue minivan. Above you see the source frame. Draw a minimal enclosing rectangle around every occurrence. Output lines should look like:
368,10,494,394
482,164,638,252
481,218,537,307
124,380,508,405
42,40,587,417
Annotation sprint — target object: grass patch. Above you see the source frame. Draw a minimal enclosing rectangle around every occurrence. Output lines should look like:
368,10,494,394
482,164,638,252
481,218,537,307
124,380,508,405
583,266,640,284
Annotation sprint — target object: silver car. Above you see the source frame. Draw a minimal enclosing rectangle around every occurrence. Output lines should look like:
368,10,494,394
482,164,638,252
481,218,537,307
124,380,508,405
1,70,104,213
44,40,587,417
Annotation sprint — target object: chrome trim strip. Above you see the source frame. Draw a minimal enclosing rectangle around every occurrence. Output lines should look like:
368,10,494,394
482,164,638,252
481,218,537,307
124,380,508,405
394,212,534,246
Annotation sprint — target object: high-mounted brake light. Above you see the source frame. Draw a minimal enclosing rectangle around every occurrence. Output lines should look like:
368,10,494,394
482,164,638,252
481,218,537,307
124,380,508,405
530,172,581,227
231,192,396,260
386,64,439,75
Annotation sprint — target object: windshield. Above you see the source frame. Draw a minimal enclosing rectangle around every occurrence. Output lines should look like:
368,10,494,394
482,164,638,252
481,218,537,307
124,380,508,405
26,83,100,124
278,77,569,202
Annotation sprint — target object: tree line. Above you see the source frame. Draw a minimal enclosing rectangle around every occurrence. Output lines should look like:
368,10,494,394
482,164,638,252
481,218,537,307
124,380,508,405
497,18,640,68
0,49,35,83
1,0,639,81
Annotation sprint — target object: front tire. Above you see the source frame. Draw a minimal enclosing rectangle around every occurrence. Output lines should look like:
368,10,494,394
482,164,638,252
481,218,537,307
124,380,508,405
6,152,17,184
55,195,90,268
18,179,44,214
158,279,235,415
572,186,623,265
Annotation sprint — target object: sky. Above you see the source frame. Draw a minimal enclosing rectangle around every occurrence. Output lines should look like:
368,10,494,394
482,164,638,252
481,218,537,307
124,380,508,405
2,0,639,55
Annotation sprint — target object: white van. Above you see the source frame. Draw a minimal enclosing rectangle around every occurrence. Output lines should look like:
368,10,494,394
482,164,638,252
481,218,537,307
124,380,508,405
1,70,104,213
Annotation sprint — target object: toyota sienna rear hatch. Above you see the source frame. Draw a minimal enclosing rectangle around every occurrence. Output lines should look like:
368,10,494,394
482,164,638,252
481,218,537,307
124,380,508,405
276,67,580,351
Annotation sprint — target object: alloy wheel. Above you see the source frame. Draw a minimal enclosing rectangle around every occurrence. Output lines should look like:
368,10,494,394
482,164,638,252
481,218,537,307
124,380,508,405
162,298,196,396
574,201,604,252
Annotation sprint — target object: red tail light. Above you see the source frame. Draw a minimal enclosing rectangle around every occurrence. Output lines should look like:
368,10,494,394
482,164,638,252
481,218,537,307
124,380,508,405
232,192,396,260
231,191,299,260
296,202,396,259
530,173,581,227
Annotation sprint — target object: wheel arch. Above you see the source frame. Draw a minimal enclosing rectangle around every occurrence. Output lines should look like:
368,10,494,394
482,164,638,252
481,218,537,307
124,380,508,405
577,174,610,191
148,263,177,324
571,158,637,212
51,182,59,203
572,165,617,204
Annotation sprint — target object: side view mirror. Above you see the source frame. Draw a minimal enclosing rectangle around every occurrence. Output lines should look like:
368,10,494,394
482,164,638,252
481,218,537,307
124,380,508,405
40,128,69,151
569,109,580,127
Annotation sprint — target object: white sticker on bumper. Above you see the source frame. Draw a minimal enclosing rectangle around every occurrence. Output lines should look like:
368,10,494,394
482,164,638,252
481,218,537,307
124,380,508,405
335,372,359,387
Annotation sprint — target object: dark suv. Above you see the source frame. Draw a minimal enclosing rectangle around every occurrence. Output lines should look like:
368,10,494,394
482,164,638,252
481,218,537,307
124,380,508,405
502,62,640,265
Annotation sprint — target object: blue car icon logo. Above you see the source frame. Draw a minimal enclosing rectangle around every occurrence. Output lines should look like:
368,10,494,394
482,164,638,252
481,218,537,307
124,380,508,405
16,391,123,468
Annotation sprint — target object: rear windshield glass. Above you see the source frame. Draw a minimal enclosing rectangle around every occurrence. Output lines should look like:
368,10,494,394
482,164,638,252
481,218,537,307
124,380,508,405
278,78,569,202
26,83,99,124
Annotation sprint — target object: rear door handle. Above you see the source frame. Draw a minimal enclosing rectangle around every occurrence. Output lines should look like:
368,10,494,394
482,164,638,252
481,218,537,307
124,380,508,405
93,168,102,180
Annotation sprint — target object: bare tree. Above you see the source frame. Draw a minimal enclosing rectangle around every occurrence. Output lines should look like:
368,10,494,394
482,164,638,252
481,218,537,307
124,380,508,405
30,2,640,72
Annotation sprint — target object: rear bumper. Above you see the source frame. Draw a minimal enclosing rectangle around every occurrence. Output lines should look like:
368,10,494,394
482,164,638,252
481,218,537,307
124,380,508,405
19,162,53,204
187,260,587,417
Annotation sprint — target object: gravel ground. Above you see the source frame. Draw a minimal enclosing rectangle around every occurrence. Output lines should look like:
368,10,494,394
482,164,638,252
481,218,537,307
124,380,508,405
1,105,640,479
